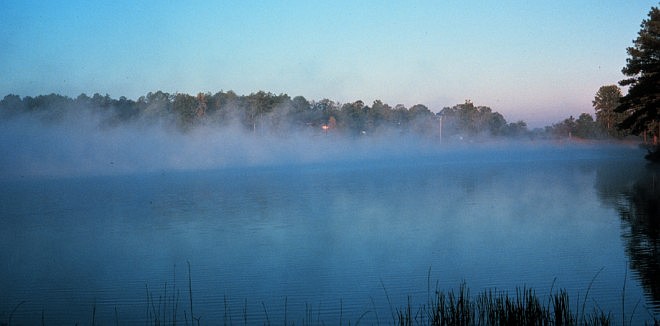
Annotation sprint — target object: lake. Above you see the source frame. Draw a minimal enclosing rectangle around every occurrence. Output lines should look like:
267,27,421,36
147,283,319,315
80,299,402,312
1,142,658,324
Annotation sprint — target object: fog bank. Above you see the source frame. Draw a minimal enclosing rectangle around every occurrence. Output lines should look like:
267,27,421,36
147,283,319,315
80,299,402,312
0,110,643,179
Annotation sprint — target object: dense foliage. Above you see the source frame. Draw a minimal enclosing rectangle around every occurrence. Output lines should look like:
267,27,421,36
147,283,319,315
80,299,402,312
593,85,628,138
539,85,630,140
616,6,660,139
0,89,635,142
439,100,528,139
0,91,534,141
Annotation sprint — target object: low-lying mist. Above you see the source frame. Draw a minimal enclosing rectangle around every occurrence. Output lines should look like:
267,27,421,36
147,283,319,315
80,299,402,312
0,106,643,179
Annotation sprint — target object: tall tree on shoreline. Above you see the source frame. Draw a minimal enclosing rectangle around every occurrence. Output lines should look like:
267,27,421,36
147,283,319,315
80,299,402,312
593,85,625,137
616,7,660,143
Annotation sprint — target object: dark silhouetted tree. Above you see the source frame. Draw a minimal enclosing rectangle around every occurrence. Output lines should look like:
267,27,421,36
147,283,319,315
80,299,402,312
574,113,597,139
439,101,514,139
505,120,528,137
488,112,507,136
551,116,577,138
172,93,198,130
593,85,624,137
0,94,25,117
408,104,435,135
368,99,392,131
616,7,660,141
340,100,367,134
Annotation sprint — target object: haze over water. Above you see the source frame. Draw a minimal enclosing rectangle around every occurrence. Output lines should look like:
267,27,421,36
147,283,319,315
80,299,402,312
1,136,658,324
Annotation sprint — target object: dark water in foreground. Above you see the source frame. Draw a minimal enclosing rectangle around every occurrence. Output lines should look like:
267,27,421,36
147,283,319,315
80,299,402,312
1,144,658,324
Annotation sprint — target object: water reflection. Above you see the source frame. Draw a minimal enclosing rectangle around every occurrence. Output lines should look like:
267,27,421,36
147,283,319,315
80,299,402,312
596,162,660,315
2,149,658,324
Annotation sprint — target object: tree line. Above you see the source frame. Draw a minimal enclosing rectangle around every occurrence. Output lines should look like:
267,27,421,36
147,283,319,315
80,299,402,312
544,85,631,140
0,89,633,142
0,91,526,139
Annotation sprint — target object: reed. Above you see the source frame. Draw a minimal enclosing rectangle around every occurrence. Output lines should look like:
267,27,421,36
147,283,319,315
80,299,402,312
3,274,658,325
408,284,614,325
143,264,189,326
3,301,25,326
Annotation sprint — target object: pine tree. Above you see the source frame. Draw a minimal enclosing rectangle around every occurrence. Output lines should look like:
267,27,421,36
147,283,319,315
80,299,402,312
616,7,660,139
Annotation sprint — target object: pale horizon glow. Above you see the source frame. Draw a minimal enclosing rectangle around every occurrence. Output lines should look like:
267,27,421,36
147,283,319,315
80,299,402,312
1,1,657,128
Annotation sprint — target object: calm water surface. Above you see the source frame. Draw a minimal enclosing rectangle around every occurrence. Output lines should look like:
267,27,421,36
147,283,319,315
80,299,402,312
1,145,658,324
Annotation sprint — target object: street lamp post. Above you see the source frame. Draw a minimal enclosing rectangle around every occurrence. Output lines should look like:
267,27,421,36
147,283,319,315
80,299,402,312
437,112,443,143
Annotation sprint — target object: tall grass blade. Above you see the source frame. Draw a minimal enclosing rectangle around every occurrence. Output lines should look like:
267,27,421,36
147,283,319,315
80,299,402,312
91,301,96,326
261,301,270,326
187,260,194,326
7,300,26,326
582,266,604,324
622,265,627,326
380,278,395,324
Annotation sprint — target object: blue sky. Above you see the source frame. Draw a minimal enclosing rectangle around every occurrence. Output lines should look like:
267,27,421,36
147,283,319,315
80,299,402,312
1,1,657,127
